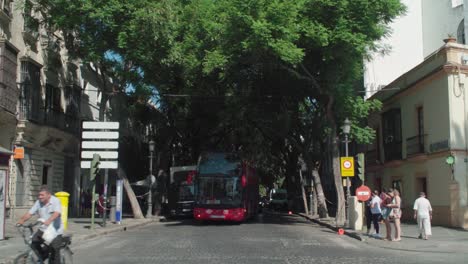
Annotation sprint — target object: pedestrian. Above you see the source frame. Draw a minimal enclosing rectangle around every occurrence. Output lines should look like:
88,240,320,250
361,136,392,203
413,192,432,240
16,185,64,264
381,188,394,241
387,189,402,242
365,196,372,235
370,190,382,238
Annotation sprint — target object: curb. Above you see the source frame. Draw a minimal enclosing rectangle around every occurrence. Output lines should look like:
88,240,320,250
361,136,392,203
1,219,156,264
73,219,156,243
297,213,363,241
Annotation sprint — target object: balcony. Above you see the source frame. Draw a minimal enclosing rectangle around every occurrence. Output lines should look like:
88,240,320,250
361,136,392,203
406,134,427,156
0,84,19,114
19,97,80,135
383,139,402,162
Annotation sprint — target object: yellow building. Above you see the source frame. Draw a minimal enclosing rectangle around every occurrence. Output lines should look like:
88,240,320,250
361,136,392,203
367,40,468,229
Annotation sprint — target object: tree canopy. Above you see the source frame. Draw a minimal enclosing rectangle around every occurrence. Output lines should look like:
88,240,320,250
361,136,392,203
33,0,405,220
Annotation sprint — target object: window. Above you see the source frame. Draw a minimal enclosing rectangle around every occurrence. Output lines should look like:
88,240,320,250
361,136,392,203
417,106,424,136
458,19,465,44
20,60,42,121
45,84,62,111
0,42,18,114
64,85,81,115
382,109,402,161
42,165,48,185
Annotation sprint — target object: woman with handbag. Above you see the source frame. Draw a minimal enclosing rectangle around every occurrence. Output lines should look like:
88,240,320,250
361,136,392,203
387,189,402,241
381,188,394,241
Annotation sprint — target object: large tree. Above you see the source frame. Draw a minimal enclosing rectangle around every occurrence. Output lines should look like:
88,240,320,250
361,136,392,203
36,0,405,224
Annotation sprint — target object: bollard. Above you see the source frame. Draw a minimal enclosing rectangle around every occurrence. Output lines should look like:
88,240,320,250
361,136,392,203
55,192,70,230
109,196,116,223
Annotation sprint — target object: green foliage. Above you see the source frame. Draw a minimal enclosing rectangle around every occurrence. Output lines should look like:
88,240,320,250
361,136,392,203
38,0,404,180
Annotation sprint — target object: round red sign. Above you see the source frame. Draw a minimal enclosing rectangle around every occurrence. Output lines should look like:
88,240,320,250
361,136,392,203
355,185,371,202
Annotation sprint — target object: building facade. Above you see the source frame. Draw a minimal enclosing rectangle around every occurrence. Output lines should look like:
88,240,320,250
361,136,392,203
367,41,468,228
0,0,106,219
365,0,466,99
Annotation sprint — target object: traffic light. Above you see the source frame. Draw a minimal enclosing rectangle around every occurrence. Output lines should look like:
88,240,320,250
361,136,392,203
356,153,365,182
90,154,101,181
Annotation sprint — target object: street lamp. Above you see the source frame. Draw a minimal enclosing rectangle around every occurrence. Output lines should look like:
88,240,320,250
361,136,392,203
147,140,155,218
341,118,351,224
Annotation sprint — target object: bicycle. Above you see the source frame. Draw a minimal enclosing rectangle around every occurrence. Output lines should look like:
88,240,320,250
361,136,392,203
14,221,73,264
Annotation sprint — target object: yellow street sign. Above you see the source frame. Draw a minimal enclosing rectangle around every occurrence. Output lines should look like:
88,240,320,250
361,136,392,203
340,157,354,177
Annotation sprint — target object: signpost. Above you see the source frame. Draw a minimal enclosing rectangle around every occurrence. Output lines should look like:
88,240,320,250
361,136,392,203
355,185,371,202
81,121,120,228
116,179,123,224
340,157,355,177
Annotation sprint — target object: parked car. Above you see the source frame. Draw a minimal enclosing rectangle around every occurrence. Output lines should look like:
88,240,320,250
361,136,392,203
268,189,288,211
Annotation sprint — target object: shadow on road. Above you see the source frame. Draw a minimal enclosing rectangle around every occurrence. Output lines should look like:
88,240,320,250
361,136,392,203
161,212,313,227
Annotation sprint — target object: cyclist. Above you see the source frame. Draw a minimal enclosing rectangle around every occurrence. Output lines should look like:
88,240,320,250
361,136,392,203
17,185,64,264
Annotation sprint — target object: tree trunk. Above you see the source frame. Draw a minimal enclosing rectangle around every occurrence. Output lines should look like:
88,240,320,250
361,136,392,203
324,94,345,226
311,167,329,218
299,170,309,215
331,131,346,226
119,167,144,219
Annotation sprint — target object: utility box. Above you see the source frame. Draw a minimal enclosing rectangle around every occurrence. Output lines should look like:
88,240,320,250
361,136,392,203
348,196,363,231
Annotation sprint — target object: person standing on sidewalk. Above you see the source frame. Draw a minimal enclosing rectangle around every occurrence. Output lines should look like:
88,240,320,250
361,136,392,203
370,190,382,238
387,189,402,242
17,185,64,264
381,188,394,241
413,192,432,240
365,196,373,235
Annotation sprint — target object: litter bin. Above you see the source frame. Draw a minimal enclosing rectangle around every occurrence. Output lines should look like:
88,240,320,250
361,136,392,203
55,192,70,230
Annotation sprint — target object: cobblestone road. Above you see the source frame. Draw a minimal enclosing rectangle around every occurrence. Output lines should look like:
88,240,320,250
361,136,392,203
73,213,464,264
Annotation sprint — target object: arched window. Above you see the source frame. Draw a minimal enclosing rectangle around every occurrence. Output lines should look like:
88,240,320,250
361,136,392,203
457,19,465,44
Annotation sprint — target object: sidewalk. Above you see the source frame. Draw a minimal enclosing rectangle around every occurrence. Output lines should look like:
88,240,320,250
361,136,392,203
0,217,156,264
299,213,468,254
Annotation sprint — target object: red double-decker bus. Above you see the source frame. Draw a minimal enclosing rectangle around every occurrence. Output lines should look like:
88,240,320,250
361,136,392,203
193,152,258,222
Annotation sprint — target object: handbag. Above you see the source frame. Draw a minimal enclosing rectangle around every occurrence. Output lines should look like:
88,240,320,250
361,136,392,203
388,207,395,219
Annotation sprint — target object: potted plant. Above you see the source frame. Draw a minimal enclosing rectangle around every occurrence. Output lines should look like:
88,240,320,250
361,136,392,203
444,34,457,44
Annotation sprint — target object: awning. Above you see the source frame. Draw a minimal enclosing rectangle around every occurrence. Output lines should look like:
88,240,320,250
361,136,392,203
0,146,13,155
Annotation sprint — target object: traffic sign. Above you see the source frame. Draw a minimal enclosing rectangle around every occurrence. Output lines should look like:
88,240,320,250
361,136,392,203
81,151,118,159
80,121,120,169
340,157,354,177
82,121,119,129
356,185,371,202
81,160,118,169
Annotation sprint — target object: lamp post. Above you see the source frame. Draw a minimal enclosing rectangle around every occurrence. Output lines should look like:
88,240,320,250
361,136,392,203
147,140,155,218
341,118,351,224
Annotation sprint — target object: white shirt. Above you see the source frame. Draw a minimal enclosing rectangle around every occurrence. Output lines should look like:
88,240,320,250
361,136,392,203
29,196,63,235
370,196,382,215
413,197,432,218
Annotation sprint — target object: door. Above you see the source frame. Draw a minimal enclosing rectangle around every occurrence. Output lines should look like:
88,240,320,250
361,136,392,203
0,169,7,240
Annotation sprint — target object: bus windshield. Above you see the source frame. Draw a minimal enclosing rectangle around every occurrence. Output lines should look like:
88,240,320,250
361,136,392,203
196,176,242,207
179,184,194,201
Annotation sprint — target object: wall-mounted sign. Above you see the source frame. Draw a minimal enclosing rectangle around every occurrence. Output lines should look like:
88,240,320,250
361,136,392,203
340,157,354,177
13,147,24,160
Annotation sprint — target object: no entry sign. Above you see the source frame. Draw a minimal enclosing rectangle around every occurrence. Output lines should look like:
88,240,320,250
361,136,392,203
356,185,371,202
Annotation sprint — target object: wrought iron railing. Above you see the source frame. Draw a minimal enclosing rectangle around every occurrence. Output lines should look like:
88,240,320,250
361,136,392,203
19,97,80,135
383,139,402,161
406,134,427,156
